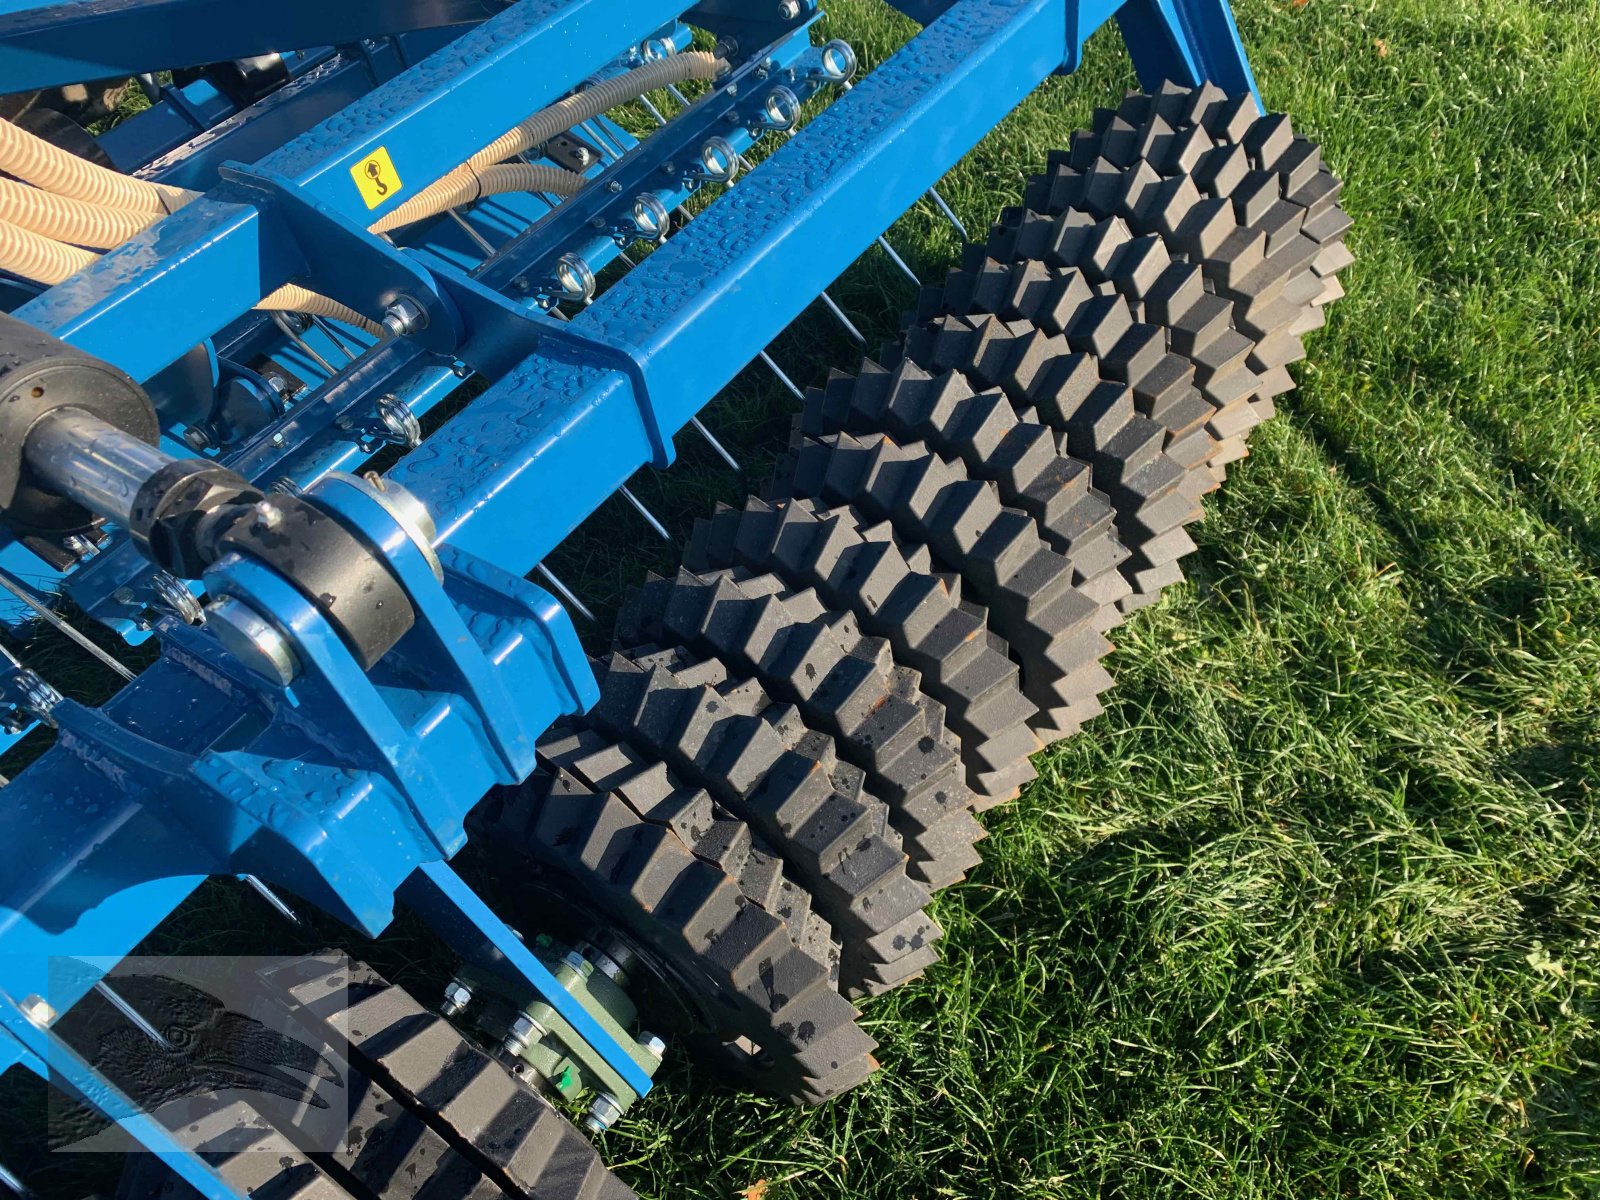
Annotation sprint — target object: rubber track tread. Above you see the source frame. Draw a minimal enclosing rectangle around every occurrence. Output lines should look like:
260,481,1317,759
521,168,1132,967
579,647,938,997
259,955,636,1200
120,1103,347,1200
685,495,1041,804
121,956,634,1200
798,358,1135,621
772,429,1114,740
533,724,842,983
474,782,878,1102
614,566,987,890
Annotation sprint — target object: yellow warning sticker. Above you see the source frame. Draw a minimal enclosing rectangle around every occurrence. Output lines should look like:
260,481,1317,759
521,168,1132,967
351,146,402,210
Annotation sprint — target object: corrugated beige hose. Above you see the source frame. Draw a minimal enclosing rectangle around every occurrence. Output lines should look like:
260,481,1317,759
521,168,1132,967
0,219,382,335
370,161,585,234
382,51,721,235
0,50,722,333
0,177,157,249
0,217,97,280
0,118,196,214
464,51,721,172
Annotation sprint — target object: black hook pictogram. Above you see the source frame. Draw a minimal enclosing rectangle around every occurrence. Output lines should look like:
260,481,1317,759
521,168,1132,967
364,159,389,196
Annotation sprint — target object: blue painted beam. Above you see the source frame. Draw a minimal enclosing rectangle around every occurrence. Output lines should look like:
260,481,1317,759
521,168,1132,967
392,0,1071,577
2,996,248,1199
1115,0,1259,104
16,0,687,378
0,0,494,93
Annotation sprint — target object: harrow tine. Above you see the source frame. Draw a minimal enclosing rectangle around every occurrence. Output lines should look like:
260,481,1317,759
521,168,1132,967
925,185,969,241
875,235,921,286
643,85,866,348
269,313,339,378
758,351,804,401
637,92,668,127
93,980,174,1052
535,563,596,624
689,416,740,471
817,290,867,346
307,314,362,362
446,207,500,257
619,485,671,542
242,874,303,925
0,571,134,682
0,1160,32,1198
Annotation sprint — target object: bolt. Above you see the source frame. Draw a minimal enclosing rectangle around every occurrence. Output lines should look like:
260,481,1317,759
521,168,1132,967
572,145,593,167
583,1092,623,1135
451,360,471,379
182,427,212,451
778,0,802,18
640,1032,667,1059
19,995,55,1025
270,431,286,447
440,980,473,1017
501,1012,544,1058
380,295,428,339
205,596,299,686
63,534,97,560
252,500,283,531
111,586,135,606
606,180,622,194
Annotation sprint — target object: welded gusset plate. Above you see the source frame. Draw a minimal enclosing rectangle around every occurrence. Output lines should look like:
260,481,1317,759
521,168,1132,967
0,527,591,1021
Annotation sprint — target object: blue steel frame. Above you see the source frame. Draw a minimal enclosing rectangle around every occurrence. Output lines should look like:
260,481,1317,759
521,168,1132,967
0,1,1256,1194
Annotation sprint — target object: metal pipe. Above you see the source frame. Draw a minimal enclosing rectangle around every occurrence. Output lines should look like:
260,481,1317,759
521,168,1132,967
24,408,173,528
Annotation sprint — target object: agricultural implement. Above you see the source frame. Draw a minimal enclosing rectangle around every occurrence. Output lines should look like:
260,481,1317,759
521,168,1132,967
0,0,1350,1194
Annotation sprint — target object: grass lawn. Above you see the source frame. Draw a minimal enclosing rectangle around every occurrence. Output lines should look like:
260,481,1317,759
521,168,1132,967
585,1,1600,1196
3,0,1597,1197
